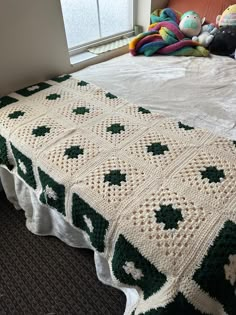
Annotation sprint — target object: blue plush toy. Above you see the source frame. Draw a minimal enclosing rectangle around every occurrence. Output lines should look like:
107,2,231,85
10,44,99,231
192,24,217,47
230,49,236,59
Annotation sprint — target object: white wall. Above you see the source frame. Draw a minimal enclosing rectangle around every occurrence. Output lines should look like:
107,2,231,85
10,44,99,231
0,0,71,96
135,0,169,31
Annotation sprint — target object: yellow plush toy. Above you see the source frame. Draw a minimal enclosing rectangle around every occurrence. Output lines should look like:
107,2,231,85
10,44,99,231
216,4,236,27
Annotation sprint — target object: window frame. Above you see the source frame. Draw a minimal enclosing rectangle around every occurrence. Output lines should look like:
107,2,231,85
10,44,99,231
61,0,135,56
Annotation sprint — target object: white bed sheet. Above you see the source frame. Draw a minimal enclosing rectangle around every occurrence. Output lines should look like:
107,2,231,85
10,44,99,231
73,54,236,139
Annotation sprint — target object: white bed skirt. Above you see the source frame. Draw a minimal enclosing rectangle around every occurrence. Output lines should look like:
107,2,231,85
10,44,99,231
0,167,139,315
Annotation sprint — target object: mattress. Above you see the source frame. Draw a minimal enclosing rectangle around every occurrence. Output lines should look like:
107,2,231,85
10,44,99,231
73,53,236,140
0,54,236,315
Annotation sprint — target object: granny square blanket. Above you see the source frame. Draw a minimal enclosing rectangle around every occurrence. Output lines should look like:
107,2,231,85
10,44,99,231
0,75,236,315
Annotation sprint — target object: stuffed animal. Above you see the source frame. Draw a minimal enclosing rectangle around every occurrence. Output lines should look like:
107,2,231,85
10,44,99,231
179,11,205,38
216,4,236,27
192,24,218,47
209,26,236,56
230,49,236,59
209,5,236,57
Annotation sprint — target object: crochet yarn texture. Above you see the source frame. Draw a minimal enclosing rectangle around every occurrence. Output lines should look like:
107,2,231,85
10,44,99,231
0,75,235,315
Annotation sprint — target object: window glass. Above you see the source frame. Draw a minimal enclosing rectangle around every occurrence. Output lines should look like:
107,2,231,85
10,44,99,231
61,0,133,49
61,0,100,48
99,0,133,37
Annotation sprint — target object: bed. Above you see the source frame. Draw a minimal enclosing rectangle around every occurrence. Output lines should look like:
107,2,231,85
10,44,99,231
0,2,236,315
0,52,235,315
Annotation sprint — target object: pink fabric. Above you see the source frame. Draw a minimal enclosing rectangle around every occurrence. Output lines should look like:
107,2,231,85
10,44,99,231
149,21,185,41
158,40,198,54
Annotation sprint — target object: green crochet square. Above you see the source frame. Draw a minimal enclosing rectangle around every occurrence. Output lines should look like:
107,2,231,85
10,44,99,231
77,80,88,87
8,110,25,120
11,144,36,189
0,135,12,170
38,168,65,215
105,92,118,99
137,293,202,315
52,74,71,83
193,221,236,315
16,82,51,97
112,234,166,300
178,122,194,131
72,193,109,253
0,96,18,109
138,107,151,114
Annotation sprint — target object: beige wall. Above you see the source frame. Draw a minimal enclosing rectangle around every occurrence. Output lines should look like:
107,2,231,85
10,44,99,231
135,1,169,31
0,0,168,96
0,0,71,96
135,0,151,31
151,0,169,11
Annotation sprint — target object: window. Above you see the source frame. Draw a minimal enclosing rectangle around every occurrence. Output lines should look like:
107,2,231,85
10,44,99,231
61,0,134,55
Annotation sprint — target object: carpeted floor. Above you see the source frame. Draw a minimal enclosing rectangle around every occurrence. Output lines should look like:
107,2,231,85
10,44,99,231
0,191,126,315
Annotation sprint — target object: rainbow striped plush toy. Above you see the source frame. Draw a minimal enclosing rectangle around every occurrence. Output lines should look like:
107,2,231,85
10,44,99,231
216,4,236,27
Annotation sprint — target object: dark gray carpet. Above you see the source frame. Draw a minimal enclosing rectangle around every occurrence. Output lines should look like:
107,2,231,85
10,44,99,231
0,191,126,315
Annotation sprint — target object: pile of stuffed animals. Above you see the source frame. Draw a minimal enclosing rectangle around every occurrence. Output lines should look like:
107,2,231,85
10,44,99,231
178,4,236,59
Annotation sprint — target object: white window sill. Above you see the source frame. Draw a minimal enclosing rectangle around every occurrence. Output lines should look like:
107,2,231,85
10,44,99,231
70,52,97,65
69,36,135,71
69,42,131,72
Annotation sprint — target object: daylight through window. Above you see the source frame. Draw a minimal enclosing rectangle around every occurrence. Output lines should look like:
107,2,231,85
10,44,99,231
61,0,134,53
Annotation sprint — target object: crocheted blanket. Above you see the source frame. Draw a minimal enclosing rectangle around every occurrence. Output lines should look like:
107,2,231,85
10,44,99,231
0,75,236,315
129,8,209,57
